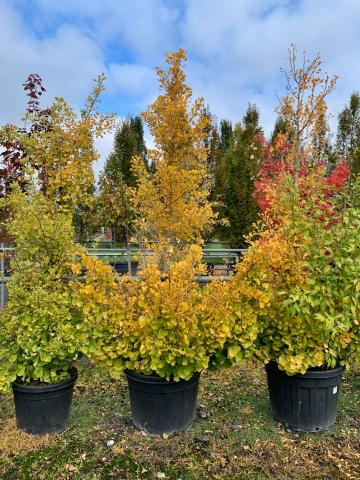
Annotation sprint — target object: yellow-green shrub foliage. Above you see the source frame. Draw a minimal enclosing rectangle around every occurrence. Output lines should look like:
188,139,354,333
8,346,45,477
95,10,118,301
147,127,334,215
0,188,86,391
72,245,257,381
233,170,360,375
223,272,264,366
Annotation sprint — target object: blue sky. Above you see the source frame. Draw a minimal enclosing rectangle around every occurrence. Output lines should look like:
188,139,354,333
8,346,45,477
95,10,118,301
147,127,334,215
1,0,360,174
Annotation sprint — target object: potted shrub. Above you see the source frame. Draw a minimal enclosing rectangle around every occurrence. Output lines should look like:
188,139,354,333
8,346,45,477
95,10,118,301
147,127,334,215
0,189,86,434
70,49,257,435
0,74,113,434
72,244,256,435
230,47,360,432
232,167,360,432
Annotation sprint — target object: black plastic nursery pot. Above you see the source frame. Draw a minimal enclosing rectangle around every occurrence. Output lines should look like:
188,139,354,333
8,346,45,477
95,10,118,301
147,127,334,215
126,370,200,435
265,362,343,432
12,368,78,435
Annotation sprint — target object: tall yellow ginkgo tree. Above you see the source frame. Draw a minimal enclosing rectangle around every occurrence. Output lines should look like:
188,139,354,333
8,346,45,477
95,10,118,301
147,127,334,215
131,49,215,269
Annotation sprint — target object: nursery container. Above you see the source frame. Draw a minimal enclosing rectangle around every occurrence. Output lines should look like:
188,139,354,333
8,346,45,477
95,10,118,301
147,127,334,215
12,368,78,435
126,371,200,435
265,362,343,432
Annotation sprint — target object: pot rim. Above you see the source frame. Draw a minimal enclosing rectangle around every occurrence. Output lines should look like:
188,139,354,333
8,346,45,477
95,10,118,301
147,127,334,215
125,369,200,385
12,367,78,393
265,361,344,379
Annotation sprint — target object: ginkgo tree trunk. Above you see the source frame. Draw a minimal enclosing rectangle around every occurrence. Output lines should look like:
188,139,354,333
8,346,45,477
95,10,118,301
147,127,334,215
131,49,215,270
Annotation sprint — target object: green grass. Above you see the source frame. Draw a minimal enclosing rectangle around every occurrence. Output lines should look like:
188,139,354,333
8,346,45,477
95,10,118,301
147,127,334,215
0,362,359,480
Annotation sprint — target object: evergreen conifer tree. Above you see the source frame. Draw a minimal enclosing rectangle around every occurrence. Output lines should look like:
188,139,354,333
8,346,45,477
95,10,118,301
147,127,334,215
103,116,147,186
97,116,147,244
337,91,360,177
214,105,263,246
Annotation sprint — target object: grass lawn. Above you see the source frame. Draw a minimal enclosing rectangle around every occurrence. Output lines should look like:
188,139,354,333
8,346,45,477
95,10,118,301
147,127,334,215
0,361,359,480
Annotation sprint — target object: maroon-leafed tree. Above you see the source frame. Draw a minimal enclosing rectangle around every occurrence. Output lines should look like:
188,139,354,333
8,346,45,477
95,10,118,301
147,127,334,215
0,74,51,242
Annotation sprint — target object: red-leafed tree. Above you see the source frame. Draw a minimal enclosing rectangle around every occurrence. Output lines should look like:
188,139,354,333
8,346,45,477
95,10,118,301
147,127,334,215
0,74,51,242
253,47,349,220
0,74,51,194
253,133,350,215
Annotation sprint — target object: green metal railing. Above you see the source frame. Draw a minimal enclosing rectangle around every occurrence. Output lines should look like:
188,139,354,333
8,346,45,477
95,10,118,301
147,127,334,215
0,245,246,308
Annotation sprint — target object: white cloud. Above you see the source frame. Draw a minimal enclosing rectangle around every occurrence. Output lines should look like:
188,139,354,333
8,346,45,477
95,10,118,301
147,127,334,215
0,0,179,175
108,63,155,97
0,3,105,125
2,0,360,158
181,0,360,134
26,0,180,61
93,131,115,178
